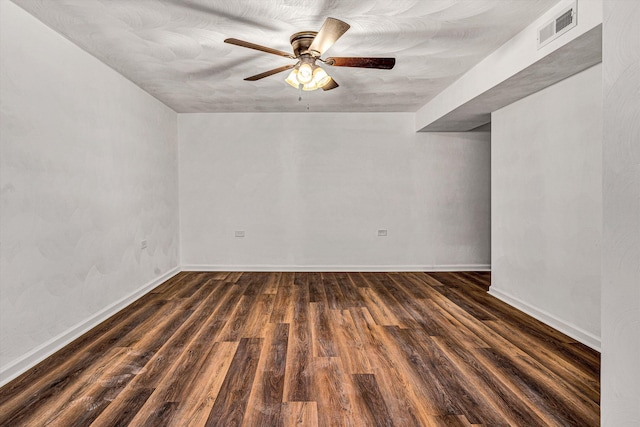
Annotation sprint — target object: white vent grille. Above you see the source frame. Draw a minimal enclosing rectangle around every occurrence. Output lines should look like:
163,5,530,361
556,9,574,32
537,2,577,49
539,21,556,45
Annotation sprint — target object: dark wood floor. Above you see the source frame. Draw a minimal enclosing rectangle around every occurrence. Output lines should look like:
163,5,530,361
0,272,600,426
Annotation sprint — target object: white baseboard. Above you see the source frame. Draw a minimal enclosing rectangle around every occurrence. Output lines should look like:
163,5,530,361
0,266,181,387
488,288,601,351
181,264,491,272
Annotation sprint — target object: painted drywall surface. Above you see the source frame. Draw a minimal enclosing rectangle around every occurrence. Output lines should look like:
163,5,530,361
416,0,603,131
491,64,602,347
179,113,490,269
602,0,640,424
0,1,179,376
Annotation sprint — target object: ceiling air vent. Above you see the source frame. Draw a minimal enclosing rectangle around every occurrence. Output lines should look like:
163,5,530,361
537,1,577,49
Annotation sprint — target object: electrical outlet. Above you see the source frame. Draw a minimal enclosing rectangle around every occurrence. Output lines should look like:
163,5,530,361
377,229,388,237
141,239,147,249
235,230,245,238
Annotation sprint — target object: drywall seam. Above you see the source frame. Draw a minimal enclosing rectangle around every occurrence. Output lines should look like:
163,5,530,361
181,264,491,272
489,287,601,351
0,267,181,387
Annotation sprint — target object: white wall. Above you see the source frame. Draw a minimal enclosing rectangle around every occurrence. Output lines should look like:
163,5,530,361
602,0,640,424
491,64,602,349
0,1,180,384
179,113,490,270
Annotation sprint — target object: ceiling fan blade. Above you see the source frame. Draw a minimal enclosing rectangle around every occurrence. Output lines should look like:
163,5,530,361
224,38,295,59
325,57,395,70
308,17,350,56
244,64,295,81
321,78,339,91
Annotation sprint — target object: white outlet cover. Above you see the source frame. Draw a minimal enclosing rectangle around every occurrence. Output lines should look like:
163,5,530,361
235,231,245,238
141,239,147,249
377,229,388,237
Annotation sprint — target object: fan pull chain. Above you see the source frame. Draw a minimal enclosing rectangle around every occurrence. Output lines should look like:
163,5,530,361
298,84,303,101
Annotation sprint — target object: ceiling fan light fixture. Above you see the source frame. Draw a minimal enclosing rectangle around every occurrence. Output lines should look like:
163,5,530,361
297,63,314,84
285,68,300,88
302,80,321,91
285,63,332,91
313,67,331,88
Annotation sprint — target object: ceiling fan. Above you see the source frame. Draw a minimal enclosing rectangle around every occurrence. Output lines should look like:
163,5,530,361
224,17,395,92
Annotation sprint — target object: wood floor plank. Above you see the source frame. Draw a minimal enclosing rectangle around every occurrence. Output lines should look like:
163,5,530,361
219,295,260,341
0,271,600,426
431,335,549,427
270,273,294,323
243,293,275,339
358,287,404,327
0,288,202,426
90,386,155,427
0,301,163,425
348,307,435,426
382,326,463,419
431,415,473,427
309,301,337,358
238,272,268,296
308,272,325,303
280,401,318,427
283,279,313,402
224,272,243,283
387,327,507,426
476,346,599,426
352,373,394,427
38,347,137,426
385,274,452,336
389,272,435,299
205,337,263,426
427,288,600,411
330,309,372,374
320,272,344,310
416,293,491,349
457,271,491,292
94,283,233,425
440,278,600,383
242,323,288,427
431,284,497,321
334,272,365,307
124,289,239,425
363,273,419,328
166,341,238,427
0,287,176,410
314,357,354,427
169,273,219,300
423,285,526,355
346,272,370,288
406,272,447,293
485,319,600,404
263,271,282,295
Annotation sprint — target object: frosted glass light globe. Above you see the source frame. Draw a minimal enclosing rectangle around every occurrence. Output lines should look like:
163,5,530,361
297,63,313,84
285,69,299,88
313,67,331,88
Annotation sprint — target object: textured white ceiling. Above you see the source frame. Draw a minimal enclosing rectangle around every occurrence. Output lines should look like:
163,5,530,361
12,0,561,113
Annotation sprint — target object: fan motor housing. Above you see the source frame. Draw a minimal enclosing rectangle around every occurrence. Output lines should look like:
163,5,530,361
290,31,318,57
